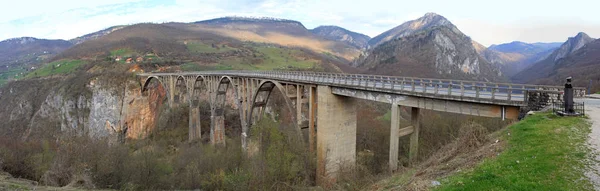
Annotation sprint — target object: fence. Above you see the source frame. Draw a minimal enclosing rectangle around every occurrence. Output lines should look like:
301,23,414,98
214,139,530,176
552,101,585,115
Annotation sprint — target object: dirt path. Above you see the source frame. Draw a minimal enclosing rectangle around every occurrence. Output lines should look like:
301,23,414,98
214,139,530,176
583,98,600,190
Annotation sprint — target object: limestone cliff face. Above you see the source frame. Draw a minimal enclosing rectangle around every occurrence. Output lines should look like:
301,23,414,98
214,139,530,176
0,77,165,142
356,13,503,81
551,32,594,62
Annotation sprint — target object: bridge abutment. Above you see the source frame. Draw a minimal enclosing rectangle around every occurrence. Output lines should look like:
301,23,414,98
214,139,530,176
316,86,357,187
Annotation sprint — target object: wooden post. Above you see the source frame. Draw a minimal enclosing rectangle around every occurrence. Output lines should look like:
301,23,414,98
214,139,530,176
409,107,420,166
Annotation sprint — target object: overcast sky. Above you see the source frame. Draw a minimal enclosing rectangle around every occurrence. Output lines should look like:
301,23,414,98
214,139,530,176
1,0,599,46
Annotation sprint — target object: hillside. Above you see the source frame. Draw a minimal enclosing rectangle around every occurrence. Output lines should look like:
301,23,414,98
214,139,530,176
185,17,362,61
69,25,126,45
513,39,600,92
0,37,73,85
51,22,358,75
512,32,596,88
310,25,371,49
481,41,560,77
355,13,503,81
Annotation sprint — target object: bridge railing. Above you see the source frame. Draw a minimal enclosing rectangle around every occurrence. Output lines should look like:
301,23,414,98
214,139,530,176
141,70,586,105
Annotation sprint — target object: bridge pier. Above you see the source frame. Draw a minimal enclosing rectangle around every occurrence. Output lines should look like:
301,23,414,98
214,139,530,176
389,105,420,172
189,105,202,141
210,114,226,145
316,86,356,187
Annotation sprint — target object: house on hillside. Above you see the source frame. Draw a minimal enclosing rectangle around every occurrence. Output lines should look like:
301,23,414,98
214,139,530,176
126,58,133,64
136,57,143,62
115,56,122,62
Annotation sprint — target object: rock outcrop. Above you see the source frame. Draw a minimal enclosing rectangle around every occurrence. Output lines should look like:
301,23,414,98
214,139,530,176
311,25,371,49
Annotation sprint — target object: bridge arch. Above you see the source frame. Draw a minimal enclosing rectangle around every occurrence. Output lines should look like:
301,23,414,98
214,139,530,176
188,75,210,141
141,76,166,95
174,75,188,104
211,76,244,145
245,80,303,149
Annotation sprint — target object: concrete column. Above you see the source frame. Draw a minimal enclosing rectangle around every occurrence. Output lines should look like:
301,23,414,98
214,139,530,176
409,107,420,166
316,86,356,187
210,115,225,145
389,104,400,172
309,86,317,153
167,76,176,107
296,85,303,127
189,105,201,141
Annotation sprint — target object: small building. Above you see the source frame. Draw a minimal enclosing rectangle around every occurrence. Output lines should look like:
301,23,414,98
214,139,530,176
126,58,133,64
136,57,143,62
115,56,122,61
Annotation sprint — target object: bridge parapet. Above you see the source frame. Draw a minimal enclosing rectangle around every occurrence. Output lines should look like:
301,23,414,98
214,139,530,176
138,71,586,107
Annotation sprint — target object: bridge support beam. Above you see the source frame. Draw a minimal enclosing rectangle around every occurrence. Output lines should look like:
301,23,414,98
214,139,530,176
189,105,201,141
409,107,420,166
389,104,401,172
211,115,225,145
316,86,356,187
389,105,420,171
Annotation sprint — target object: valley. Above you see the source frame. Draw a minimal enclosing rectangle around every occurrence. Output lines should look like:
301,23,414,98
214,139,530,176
0,8,598,191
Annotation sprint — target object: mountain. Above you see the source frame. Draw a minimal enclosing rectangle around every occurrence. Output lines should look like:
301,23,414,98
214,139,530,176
488,41,560,53
551,32,594,62
310,26,371,49
53,22,358,73
0,37,73,84
187,17,362,61
69,25,126,45
512,32,596,84
481,41,561,77
368,12,452,48
0,37,73,66
355,13,503,81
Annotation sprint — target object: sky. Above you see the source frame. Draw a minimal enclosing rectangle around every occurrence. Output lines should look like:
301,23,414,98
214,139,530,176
1,0,600,46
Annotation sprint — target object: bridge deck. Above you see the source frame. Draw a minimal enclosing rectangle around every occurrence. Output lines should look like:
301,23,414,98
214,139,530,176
139,71,586,107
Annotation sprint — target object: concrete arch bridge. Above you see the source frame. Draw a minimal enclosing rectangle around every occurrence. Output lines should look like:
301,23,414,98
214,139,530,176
137,70,586,185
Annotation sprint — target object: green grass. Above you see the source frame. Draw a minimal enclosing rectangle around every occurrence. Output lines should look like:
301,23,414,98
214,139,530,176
25,60,87,78
186,42,237,53
110,48,135,57
595,91,600,94
436,113,593,191
253,46,316,70
180,45,319,72
0,67,27,86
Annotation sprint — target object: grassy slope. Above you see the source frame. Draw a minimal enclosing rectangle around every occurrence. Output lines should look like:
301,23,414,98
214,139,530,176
181,44,319,71
0,67,27,86
436,113,593,191
25,60,86,78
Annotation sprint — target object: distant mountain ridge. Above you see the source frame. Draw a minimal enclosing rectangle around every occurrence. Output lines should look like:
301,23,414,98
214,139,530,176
480,41,562,77
310,26,371,49
0,37,73,67
512,32,596,83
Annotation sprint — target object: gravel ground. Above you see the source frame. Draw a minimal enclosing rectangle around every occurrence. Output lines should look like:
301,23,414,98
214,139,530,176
579,98,600,190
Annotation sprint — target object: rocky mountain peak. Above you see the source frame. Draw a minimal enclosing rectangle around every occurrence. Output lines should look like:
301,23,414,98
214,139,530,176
553,32,594,61
368,12,454,48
